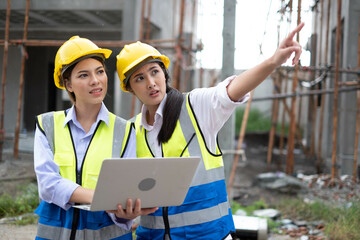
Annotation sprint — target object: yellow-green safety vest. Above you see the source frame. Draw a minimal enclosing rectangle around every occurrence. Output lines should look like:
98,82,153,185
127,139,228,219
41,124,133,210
35,110,133,240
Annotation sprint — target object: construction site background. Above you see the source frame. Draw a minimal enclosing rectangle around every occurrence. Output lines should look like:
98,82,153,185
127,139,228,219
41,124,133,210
0,1,359,239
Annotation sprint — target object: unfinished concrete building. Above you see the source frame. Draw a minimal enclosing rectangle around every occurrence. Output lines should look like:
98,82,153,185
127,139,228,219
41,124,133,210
0,0,197,137
1,0,360,182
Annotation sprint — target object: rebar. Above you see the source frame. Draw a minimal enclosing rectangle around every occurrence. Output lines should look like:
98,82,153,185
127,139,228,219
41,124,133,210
331,0,342,181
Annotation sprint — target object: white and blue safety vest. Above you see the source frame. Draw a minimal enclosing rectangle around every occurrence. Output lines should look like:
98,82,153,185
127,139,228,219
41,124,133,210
134,93,235,240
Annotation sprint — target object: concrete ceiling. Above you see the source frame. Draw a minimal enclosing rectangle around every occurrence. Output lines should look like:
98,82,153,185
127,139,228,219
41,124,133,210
0,9,123,39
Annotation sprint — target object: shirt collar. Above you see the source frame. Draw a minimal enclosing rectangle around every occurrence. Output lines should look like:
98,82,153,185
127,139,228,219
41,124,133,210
140,93,167,131
63,102,110,128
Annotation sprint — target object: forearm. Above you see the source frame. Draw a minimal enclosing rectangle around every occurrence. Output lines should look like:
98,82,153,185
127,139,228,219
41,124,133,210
227,57,277,101
69,186,94,204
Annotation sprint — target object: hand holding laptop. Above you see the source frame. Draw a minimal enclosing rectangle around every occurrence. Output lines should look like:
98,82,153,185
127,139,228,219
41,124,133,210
107,198,158,220
73,157,200,211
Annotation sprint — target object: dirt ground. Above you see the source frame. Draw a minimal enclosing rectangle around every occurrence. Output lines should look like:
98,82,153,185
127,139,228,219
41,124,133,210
230,133,315,205
0,150,37,239
0,133,356,239
0,224,37,240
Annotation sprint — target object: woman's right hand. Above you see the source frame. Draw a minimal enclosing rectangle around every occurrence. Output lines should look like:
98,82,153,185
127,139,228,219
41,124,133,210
270,22,304,67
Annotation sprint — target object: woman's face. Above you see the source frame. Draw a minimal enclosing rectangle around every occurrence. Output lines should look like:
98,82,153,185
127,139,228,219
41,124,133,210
128,62,166,111
65,58,107,107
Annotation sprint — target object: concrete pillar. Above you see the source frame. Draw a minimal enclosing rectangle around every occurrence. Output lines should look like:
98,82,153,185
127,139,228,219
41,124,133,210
220,0,236,186
114,0,141,119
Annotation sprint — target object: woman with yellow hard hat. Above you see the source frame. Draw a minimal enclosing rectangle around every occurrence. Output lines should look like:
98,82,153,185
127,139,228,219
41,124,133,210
34,36,157,240
116,23,304,240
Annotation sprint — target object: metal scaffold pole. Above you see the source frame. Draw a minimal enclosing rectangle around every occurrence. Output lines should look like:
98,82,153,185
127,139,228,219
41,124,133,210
279,71,289,169
14,0,30,158
352,23,360,182
0,0,12,162
331,0,342,181
286,0,302,175
227,91,253,194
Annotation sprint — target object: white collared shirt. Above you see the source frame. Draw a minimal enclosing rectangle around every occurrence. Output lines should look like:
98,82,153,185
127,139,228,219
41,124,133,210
139,76,249,157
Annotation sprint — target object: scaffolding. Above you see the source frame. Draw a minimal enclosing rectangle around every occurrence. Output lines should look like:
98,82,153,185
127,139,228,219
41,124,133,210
1,0,359,187
228,0,360,193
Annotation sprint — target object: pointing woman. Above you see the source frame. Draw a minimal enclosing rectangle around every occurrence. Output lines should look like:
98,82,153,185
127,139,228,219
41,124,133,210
116,23,304,239
34,36,156,240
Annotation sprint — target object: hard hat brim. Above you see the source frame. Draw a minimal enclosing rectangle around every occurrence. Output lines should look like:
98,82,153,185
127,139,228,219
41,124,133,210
119,54,169,92
54,48,112,89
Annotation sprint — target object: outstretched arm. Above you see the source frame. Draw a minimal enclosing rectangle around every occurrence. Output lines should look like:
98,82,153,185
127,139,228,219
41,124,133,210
226,22,305,101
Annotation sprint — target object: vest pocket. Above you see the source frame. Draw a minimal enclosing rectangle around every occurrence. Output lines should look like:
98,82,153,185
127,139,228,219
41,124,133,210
83,171,99,189
54,152,75,179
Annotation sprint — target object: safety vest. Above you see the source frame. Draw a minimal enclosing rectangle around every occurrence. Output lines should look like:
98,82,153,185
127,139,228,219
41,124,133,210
134,93,235,240
34,110,133,240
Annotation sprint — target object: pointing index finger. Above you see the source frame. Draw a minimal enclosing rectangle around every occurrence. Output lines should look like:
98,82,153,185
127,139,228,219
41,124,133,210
287,22,305,40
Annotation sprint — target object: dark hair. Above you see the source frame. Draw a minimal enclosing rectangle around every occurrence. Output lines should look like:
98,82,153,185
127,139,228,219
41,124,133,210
62,55,105,103
126,62,183,144
159,64,183,144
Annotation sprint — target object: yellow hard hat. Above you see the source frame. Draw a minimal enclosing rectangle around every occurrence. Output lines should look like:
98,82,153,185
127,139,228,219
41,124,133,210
116,41,170,92
53,36,112,89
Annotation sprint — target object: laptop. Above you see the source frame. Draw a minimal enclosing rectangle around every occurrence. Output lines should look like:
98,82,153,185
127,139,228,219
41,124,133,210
73,157,201,211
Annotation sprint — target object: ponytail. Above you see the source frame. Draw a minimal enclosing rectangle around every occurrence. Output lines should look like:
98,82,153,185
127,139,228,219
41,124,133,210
157,62,183,144
158,86,183,143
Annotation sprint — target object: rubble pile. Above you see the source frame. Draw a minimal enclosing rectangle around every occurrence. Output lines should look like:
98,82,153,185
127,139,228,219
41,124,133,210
246,208,327,240
277,218,326,240
297,173,360,206
250,172,360,239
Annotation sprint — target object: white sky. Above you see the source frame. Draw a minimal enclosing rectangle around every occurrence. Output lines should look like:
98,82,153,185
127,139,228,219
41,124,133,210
196,0,314,69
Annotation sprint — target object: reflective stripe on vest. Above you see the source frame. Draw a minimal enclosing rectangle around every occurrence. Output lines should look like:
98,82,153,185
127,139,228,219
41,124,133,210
134,93,232,230
36,222,132,240
139,201,230,229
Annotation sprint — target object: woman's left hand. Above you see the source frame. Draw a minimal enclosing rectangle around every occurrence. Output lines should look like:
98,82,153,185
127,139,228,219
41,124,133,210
107,198,158,220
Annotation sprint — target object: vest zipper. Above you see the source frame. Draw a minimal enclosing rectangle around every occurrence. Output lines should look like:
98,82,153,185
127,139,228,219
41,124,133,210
162,207,172,240
69,121,101,240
